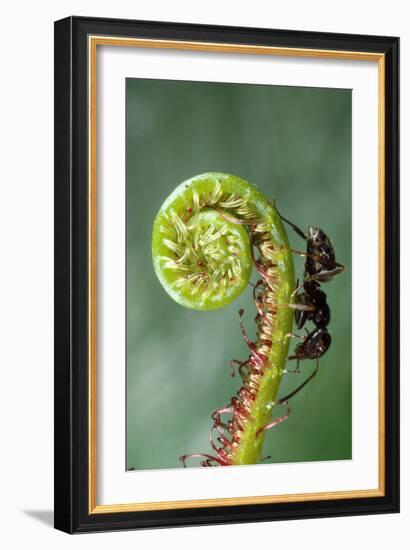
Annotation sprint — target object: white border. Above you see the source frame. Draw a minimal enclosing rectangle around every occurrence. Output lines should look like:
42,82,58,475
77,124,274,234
97,46,379,505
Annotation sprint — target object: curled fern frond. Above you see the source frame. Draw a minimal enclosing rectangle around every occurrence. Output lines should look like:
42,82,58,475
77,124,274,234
152,173,295,466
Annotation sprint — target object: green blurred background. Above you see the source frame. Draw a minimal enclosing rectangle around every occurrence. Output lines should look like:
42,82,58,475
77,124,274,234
126,79,352,471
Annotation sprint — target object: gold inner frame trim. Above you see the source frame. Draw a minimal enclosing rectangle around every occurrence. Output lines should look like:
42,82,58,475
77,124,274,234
88,35,386,514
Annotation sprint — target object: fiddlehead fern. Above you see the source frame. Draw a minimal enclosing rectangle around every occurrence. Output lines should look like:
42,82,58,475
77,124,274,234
152,173,295,466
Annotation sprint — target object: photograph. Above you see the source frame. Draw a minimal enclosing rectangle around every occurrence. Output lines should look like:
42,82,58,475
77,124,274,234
0,0,405,546
126,79,352,471
53,15,399,533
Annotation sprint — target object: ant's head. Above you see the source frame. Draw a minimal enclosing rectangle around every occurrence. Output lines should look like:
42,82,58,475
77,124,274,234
307,226,328,247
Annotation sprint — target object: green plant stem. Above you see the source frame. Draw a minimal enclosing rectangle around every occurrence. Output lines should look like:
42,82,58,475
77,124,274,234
231,212,295,464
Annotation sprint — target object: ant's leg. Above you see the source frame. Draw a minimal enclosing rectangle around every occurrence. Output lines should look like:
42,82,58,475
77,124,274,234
271,277,306,305
291,278,305,299
278,213,307,240
277,360,320,403
306,264,346,284
282,358,301,375
288,249,345,277
289,247,310,257
256,402,291,436
268,277,314,311
285,333,306,340
272,302,315,312
287,248,339,270
229,358,249,379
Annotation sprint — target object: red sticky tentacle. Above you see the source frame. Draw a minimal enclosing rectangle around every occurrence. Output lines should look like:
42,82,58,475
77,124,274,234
209,430,232,465
256,402,291,437
238,309,267,365
179,453,227,467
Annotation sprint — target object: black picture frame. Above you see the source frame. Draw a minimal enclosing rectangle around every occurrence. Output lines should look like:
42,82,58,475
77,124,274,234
54,15,399,533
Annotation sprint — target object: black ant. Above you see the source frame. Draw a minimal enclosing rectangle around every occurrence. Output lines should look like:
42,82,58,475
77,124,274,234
274,215,345,404
230,215,345,433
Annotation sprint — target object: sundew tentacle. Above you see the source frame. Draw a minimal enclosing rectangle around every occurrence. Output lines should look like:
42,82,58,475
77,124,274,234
152,173,295,466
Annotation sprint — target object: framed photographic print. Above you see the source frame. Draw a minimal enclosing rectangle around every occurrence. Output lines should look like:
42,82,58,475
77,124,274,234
54,16,399,533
